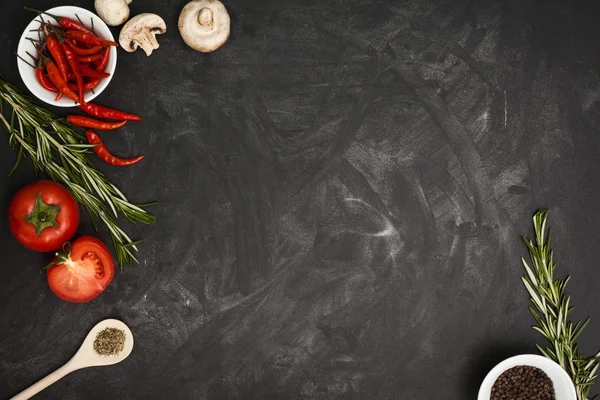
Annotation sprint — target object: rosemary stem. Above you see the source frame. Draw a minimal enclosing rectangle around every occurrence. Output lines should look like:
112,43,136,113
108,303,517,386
522,210,598,400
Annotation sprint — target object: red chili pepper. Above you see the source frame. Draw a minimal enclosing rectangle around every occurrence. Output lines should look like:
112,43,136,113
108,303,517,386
77,53,103,63
19,53,59,93
37,68,58,92
78,64,110,79
66,30,118,47
67,79,100,92
95,47,110,71
61,42,85,105
66,40,103,56
60,17,92,33
86,130,144,167
45,34,69,81
42,55,78,103
79,102,142,121
67,115,127,130
55,92,63,101
25,8,93,33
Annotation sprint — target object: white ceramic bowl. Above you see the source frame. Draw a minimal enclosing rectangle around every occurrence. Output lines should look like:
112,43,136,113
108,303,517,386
478,354,576,400
16,6,117,107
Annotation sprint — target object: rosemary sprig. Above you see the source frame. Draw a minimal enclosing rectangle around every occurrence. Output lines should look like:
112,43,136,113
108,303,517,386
0,75,154,268
522,210,600,400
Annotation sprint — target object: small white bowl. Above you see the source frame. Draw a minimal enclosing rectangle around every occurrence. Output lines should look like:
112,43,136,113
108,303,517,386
16,6,117,107
478,354,576,400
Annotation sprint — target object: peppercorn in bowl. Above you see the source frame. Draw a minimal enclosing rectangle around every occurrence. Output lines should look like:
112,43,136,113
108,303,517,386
478,354,576,400
16,6,117,107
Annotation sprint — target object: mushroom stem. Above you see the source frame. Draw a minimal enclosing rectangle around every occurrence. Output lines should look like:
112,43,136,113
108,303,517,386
198,8,213,27
136,27,160,56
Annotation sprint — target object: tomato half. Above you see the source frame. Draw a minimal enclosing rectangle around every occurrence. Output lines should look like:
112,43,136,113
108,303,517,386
46,236,115,303
8,180,80,252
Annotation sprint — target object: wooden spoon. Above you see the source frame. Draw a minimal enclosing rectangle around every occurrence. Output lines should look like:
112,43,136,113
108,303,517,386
10,319,133,400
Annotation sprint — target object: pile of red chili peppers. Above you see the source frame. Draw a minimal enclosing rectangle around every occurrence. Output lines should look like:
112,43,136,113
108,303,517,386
19,9,145,167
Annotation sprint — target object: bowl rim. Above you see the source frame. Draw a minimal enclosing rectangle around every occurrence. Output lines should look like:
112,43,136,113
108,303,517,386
477,354,577,400
16,5,117,108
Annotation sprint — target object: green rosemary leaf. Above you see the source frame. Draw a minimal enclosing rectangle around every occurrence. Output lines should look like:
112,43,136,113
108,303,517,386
537,344,551,359
9,108,15,141
533,326,549,337
522,277,544,310
522,258,538,284
586,358,599,371
572,319,590,343
557,306,564,339
9,144,23,176
123,240,143,248
529,306,545,326
590,364,599,379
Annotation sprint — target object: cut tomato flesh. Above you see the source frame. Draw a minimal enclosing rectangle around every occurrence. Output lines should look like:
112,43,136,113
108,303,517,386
82,251,105,279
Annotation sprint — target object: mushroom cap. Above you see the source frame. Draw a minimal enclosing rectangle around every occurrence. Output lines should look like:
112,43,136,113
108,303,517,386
94,0,132,27
119,13,167,56
178,0,230,52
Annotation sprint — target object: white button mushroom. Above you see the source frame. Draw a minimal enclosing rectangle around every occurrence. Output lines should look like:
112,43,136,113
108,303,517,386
178,0,230,52
119,13,167,56
94,0,132,27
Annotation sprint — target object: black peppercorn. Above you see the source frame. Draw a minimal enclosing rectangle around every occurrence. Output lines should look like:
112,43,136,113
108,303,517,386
490,365,555,400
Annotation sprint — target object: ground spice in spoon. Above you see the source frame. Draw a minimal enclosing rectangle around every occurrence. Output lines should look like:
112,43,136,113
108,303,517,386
491,365,555,400
93,327,126,356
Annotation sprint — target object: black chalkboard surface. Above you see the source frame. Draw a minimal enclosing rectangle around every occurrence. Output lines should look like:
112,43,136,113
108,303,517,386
2,0,600,399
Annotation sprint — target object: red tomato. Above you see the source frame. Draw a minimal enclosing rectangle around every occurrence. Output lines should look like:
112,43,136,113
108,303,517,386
8,180,80,252
46,236,115,303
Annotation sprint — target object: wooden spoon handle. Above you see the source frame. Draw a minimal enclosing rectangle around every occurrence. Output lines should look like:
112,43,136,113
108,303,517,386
10,361,78,400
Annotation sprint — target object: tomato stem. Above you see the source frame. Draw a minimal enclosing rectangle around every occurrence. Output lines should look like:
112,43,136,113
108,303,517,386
43,242,72,270
25,193,60,236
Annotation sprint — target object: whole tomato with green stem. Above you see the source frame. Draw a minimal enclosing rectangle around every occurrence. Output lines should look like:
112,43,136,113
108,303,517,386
8,180,80,252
